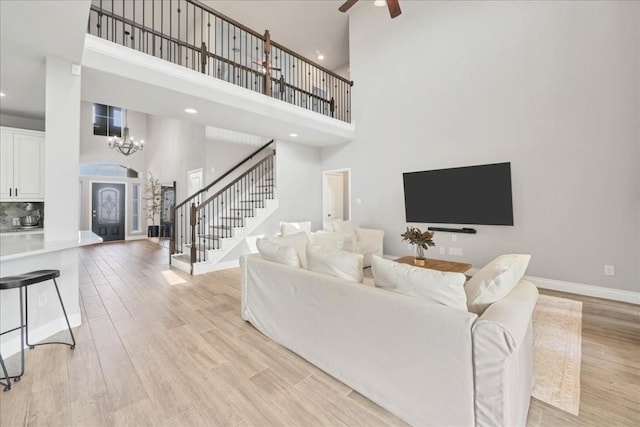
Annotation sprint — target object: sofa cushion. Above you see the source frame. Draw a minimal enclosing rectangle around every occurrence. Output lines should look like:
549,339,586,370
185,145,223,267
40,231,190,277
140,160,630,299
465,254,531,315
256,238,301,267
371,255,467,310
307,244,364,283
309,231,345,250
280,221,312,237
331,219,356,236
266,232,310,268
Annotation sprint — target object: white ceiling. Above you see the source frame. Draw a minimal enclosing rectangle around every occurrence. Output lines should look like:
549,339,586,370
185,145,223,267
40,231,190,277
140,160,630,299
0,0,357,122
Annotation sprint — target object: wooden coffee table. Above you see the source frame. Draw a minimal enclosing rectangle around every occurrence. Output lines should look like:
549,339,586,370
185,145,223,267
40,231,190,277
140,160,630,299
394,256,472,274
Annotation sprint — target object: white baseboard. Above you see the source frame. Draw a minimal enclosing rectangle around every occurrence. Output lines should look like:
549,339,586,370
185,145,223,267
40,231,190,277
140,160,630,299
210,259,240,271
0,312,81,358
527,275,640,305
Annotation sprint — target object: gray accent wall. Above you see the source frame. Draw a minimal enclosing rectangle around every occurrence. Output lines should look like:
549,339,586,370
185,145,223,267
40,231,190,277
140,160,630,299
321,1,639,292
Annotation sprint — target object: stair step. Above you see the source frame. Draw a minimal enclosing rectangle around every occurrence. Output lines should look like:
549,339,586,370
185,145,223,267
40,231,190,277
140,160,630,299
250,192,272,195
219,216,244,221
256,185,272,188
238,200,264,204
230,208,254,211
172,254,191,262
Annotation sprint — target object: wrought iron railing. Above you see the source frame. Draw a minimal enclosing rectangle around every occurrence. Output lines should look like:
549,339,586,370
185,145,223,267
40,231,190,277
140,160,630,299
87,0,352,122
171,140,275,271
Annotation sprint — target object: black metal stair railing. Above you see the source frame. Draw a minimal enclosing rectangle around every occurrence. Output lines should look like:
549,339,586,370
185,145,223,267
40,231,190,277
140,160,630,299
87,0,353,122
171,140,275,272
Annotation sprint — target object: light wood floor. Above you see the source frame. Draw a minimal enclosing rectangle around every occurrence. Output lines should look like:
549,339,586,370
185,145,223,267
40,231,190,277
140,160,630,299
0,240,638,426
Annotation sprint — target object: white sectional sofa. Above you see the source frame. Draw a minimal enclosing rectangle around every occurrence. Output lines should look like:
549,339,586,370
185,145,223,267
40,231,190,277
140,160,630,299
240,253,538,427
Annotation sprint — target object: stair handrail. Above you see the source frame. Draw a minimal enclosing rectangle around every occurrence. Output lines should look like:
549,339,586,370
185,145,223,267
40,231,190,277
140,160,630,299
174,139,274,211
196,151,275,210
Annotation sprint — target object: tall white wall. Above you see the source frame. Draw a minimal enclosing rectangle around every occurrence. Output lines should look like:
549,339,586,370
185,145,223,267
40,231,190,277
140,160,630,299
322,1,640,293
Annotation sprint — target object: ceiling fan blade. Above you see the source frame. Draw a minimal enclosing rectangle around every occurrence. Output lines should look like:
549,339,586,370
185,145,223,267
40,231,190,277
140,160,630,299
339,0,359,13
387,0,401,18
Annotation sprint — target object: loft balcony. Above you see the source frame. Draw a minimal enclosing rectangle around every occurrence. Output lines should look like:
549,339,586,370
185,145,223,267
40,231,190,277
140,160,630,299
86,0,353,123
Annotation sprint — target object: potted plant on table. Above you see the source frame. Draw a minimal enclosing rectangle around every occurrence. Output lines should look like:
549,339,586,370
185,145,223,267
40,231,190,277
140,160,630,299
401,226,436,266
144,172,162,239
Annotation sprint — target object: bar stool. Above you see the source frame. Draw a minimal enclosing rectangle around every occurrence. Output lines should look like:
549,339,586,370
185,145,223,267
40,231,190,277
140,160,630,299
0,270,76,390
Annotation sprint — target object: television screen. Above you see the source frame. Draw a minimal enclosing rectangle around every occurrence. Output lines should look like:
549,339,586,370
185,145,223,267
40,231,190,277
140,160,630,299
403,162,514,226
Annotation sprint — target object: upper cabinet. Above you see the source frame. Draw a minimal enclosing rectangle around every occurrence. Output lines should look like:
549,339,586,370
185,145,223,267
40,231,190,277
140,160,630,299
0,127,45,201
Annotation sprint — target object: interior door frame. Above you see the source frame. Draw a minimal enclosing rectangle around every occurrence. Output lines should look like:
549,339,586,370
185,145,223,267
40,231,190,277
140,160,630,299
322,168,351,230
90,179,128,241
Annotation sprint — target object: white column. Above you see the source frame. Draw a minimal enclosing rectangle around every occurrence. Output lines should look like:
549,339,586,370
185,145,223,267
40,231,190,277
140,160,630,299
44,56,81,243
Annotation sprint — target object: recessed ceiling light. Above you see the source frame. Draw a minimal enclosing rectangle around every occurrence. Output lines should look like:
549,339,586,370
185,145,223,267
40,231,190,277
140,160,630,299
316,50,325,61
289,133,298,138
184,108,197,114
374,0,386,7
0,92,5,97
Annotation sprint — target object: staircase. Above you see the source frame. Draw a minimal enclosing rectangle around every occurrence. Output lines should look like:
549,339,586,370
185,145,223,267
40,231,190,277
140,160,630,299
170,141,277,275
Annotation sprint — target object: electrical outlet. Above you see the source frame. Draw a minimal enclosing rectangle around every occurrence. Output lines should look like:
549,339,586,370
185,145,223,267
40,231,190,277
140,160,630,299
452,235,457,242
13,218,20,226
38,293,47,308
604,265,615,276
449,248,463,256
439,247,445,255
356,198,362,205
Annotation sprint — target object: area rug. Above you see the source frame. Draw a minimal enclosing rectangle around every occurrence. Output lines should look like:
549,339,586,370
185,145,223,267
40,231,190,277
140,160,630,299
532,294,583,415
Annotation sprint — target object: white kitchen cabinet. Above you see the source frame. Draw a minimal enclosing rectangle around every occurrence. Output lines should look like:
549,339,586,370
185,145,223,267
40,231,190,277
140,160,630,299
0,127,45,201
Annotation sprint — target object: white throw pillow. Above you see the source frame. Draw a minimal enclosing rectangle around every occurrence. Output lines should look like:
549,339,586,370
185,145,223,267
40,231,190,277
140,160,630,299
256,238,300,267
309,231,345,250
465,254,531,315
280,221,312,236
371,255,467,310
306,244,364,283
267,232,310,268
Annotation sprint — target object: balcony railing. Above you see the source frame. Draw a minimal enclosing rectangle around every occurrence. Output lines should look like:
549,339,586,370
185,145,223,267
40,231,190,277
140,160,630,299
87,0,352,122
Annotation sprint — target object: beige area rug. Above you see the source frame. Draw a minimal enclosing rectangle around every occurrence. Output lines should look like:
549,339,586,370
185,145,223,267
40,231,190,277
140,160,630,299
532,294,583,415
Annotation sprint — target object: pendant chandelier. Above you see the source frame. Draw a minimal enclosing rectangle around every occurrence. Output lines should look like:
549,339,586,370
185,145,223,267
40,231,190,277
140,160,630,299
108,109,144,156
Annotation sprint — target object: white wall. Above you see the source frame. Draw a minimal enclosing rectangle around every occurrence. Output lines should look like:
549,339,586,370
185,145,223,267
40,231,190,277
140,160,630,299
321,1,639,293
146,115,207,203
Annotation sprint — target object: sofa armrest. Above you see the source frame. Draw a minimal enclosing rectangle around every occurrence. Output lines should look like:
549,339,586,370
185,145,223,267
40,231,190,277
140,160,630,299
472,280,539,427
355,227,384,243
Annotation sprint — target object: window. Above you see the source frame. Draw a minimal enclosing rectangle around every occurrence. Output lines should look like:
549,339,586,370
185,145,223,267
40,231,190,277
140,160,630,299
79,162,139,178
131,183,141,233
93,103,122,137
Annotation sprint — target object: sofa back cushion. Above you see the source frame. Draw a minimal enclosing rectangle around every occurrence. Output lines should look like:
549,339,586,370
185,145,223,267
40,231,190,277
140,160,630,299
263,232,309,268
256,238,301,267
309,231,345,250
371,256,467,310
306,244,364,283
331,219,356,235
465,254,531,315
280,221,312,236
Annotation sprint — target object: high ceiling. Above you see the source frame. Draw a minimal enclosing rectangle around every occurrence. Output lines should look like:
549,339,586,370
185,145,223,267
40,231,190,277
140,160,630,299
0,0,357,121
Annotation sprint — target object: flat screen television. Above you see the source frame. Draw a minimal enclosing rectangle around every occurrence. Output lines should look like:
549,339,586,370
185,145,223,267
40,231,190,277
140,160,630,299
403,162,514,226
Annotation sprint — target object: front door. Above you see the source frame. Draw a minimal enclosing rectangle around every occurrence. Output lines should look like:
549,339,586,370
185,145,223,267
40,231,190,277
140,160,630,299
92,182,125,241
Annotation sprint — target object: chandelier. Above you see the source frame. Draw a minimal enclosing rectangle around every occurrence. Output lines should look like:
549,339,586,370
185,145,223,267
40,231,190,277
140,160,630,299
108,109,144,156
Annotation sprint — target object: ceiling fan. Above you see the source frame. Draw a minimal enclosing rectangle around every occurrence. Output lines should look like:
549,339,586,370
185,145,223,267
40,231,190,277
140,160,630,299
339,0,401,19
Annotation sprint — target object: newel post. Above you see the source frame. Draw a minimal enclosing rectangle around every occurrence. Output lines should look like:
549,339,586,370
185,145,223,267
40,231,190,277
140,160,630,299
263,29,272,97
200,42,207,74
190,202,197,265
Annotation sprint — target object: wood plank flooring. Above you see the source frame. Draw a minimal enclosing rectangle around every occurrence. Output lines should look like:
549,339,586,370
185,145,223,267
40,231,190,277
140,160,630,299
0,240,638,426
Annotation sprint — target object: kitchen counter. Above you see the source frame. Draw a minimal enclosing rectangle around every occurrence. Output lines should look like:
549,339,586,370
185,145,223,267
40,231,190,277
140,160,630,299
0,230,103,261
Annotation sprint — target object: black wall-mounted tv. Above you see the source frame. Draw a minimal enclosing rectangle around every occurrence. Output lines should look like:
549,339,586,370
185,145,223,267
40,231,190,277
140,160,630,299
403,162,514,226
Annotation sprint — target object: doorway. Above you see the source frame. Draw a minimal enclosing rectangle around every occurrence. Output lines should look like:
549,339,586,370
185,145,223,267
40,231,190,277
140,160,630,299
322,169,351,230
92,182,126,241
